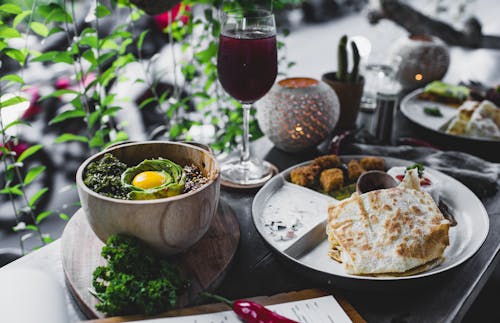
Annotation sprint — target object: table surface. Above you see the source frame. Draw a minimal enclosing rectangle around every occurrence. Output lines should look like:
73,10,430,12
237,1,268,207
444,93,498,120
4,133,500,323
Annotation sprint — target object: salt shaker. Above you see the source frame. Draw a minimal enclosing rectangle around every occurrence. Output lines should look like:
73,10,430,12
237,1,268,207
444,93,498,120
370,92,399,144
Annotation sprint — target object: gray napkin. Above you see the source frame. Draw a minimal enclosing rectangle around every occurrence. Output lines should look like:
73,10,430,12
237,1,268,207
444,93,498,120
340,144,500,197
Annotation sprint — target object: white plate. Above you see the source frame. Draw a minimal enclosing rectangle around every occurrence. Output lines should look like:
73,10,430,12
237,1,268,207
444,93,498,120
252,156,489,283
400,89,500,143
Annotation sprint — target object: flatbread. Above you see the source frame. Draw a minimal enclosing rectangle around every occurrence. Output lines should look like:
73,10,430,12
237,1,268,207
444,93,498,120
326,173,450,275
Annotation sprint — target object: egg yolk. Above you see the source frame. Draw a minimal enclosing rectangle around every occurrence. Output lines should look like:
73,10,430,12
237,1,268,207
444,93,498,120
132,171,167,189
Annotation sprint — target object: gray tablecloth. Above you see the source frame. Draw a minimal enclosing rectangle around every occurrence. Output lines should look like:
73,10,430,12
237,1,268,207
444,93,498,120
340,143,500,197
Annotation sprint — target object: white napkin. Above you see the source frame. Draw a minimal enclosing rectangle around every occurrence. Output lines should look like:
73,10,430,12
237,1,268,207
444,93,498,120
0,267,68,323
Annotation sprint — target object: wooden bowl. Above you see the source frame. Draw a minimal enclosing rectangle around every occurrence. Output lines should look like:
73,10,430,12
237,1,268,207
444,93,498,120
76,141,220,255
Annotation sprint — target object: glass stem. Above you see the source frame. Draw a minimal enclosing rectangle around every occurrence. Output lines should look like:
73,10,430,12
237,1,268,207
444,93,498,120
241,103,252,163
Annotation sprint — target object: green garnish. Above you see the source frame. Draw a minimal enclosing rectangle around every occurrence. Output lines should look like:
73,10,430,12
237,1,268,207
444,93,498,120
329,183,356,200
406,163,424,177
84,153,130,199
423,106,443,117
92,234,188,316
423,81,470,100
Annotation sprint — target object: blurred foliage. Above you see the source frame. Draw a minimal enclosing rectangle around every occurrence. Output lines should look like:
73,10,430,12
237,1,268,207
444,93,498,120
0,0,301,250
0,2,57,253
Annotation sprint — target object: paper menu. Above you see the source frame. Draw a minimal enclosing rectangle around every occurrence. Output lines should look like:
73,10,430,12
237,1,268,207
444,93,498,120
137,295,352,323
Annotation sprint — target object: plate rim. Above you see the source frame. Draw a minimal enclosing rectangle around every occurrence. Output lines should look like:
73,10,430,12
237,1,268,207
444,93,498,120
400,88,500,143
252,155,490,282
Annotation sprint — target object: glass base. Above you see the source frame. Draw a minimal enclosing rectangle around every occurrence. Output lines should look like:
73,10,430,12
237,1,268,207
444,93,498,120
220,157,273,186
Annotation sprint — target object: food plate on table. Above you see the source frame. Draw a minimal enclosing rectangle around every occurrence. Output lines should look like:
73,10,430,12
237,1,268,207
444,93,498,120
252,155,489,288
400,85,500,143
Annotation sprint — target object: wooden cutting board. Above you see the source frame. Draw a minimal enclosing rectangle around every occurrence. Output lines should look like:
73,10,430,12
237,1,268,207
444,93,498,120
84,289,365,323
61,200,240,319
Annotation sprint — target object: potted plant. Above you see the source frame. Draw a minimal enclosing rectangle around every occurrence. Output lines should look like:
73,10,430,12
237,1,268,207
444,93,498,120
322,35,364,131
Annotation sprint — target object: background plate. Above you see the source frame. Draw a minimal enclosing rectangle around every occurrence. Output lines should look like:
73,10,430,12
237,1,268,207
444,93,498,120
400,89,500,143
252,156,489,288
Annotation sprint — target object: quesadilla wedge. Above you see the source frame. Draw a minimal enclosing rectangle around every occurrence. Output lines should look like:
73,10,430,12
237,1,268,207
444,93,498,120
326,169,450,275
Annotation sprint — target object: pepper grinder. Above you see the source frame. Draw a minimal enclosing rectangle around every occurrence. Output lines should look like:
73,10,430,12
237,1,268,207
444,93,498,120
370,92,399,144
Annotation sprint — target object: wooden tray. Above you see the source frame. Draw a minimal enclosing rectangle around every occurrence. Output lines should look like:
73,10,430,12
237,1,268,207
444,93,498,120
84,289,365,323
61,201,240,319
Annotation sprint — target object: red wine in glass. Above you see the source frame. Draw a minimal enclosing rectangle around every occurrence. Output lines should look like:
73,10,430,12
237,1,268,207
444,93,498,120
217,29,277,104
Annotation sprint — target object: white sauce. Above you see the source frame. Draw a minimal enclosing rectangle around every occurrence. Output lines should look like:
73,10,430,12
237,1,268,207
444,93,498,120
387,166,441,203
260,184,334,249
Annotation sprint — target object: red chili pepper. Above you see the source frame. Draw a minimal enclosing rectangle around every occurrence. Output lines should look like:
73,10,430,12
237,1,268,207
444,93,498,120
201,292,298,323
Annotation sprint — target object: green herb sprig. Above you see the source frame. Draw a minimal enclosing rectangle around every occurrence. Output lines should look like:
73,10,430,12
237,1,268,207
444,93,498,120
406,163,425,177
423,106,443,117
92,234,188,316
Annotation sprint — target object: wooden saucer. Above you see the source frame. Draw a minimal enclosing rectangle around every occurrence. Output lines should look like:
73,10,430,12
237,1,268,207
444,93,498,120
61,201,240,319
221,162,279,190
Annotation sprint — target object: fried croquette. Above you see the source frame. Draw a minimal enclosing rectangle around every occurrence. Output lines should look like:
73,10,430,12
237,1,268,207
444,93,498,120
290,165,320,187
320,168,344,192
360,156,385,171
347,160,364,181
312,154,341,170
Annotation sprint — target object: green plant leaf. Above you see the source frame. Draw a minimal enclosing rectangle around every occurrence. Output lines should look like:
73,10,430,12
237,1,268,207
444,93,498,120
0,4,22,14
103,106,121,116
13,10,32,28
98,52,115,65
32,51,74,64
103,94,116,106
30,22,48,37
139,97,156,109
4,48,27,64
137,30,149,51
24,165,46,185
1,74,24,84
96,4,111,17
49,109,86,125
87,111,101,130
59,213,69,221
80,34,98,48
0,96,27,109
48,26,65,36
0,185,23,196
35,211,52,224
25,225,39,232
17,144,43,162
54,133,89,143
42,234,54,243
194,43,217,63
115,131,128,141
29,187,49,207
41,89,80,100
82,49,97,66
89,130,105,148
70,96,83,110
41,4,72,23
169,124,183,139
7,162,23,171
3,119,29,133
0,26,21,39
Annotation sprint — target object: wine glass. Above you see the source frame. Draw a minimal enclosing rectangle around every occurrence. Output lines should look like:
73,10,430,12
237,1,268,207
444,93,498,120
217,8,277,185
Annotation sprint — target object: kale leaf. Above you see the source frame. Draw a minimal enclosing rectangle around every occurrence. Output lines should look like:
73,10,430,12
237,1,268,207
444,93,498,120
92,234,188,316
